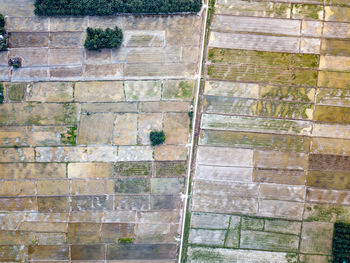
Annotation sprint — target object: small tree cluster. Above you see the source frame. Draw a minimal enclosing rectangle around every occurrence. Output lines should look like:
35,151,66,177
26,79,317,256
34,0,201,16
150,131,166,146
84,27,123,51
333,222,350,263
0,14,7,51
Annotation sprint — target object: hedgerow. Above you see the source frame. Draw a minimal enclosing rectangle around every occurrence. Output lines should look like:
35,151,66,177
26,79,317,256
34,0,202,16
84,27,123,51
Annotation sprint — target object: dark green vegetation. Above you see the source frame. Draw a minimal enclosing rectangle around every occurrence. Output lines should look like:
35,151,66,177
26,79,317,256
34,0,201,16
8,58,22,69
0,14,7,51
60,126,77,145
150,131,166,146
0,83,4,104
118,238,133,244
84,27,123,51
188,111,193,130
332,222,350,263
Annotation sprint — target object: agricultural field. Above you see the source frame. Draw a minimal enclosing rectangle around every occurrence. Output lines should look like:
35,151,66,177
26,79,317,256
0,0,204,261
1,0,350,262
185,0,350,262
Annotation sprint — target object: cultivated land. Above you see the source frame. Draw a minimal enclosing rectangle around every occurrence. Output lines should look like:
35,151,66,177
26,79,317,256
186,0,350,262
0,0,204,261
1,0,350,262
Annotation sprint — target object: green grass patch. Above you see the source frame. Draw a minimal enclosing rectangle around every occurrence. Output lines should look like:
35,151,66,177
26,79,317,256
118,237,133,244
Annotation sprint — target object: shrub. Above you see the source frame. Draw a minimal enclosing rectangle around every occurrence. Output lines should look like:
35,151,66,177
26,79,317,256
8,58,22,68
34,0,201,16
150,131,166,146
84,27,123,51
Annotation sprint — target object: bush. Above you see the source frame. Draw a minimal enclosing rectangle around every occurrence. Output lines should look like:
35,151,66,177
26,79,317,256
84,27,123,51
8,58,22,68
34,0,201,16
150,131,166,146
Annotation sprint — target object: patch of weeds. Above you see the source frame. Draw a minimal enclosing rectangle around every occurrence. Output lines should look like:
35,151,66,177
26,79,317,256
150,131,165,146
182,210,192,262
118,237,133,244
24,102,35,113
61,103,77,124
0,83,4,104
179,81,193,98
208,49,215,62
7,83,25,101
286,253,298,263
190,248,223,261
26,115,42,125
31,236,39,246
305,204,349,223
274,3,289,16
61,126,77,145
207,65,214,77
